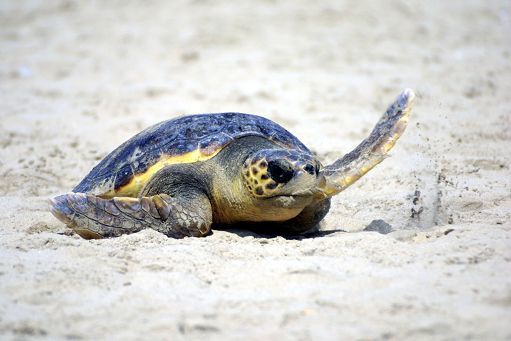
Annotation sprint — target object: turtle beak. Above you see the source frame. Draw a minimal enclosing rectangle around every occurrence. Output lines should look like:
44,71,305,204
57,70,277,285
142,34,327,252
313,173,329,199
286,170,323,197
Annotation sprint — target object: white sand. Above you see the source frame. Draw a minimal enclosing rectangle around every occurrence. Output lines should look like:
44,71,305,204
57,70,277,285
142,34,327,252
1,1,510,339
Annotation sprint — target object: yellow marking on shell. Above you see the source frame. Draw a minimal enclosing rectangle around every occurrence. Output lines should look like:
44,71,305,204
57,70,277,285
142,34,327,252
101,149,221,198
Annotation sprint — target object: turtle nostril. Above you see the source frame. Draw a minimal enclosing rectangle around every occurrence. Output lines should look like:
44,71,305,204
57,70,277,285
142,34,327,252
304,164,315,175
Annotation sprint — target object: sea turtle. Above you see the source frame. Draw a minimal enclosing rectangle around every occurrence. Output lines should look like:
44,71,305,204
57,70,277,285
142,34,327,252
50,89,415,239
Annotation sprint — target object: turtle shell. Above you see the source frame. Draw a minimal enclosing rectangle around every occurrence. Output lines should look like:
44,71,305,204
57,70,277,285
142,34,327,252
74,113,310,197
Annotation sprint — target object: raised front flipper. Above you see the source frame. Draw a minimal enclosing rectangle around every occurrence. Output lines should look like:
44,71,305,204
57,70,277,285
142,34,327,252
320,89,415,197
49,191,212,239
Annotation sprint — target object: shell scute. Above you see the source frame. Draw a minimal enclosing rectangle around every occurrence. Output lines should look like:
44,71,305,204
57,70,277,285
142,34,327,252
113,164,134,189
74,113,310,196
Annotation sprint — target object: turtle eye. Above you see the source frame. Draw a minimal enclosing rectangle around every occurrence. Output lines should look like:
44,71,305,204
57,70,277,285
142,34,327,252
304,164,315,175
267,160,295,184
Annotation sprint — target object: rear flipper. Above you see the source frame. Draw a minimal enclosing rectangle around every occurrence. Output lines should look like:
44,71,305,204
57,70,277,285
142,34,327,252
49,191,212,239
320,89,415,197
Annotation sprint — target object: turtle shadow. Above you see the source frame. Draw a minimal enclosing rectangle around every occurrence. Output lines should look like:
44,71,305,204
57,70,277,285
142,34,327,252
215,219,393,240
216,227,346,240
279,229,347,240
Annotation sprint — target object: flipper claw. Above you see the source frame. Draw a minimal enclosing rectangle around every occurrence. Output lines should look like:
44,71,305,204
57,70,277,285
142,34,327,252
48,196,75,226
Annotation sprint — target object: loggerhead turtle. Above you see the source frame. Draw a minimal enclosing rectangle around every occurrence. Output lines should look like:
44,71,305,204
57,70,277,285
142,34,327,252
49,89,415,239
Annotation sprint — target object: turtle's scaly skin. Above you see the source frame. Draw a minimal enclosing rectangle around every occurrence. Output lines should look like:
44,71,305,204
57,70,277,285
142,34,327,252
50,89,415,239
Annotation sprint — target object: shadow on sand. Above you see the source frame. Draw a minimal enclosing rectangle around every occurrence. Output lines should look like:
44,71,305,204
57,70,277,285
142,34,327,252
216,219,393,240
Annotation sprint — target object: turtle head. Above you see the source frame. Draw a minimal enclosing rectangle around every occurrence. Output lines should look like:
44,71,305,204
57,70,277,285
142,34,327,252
242,149,323,200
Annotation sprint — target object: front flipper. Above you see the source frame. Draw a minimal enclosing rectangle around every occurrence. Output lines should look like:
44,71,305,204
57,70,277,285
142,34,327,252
321,88,415,197
49,191,212,239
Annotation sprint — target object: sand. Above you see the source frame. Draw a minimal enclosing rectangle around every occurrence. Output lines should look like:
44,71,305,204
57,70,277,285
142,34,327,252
1,0,510,339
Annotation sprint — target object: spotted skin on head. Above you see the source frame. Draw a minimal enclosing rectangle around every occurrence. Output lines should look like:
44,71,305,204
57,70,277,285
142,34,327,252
243,157,275,196
243,149,321,197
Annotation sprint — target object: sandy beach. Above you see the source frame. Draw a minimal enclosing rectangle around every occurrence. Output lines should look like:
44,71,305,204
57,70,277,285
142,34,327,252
1,0,510,339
